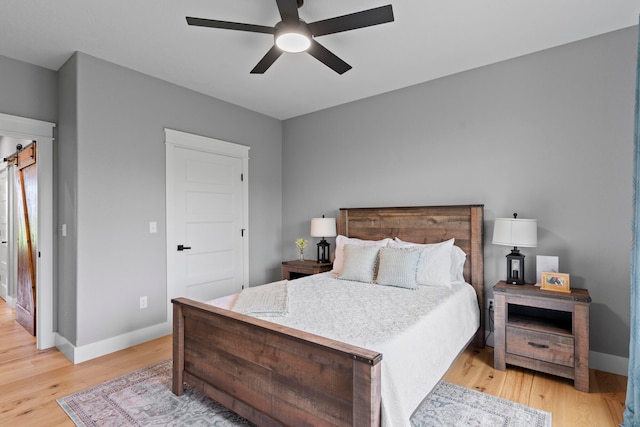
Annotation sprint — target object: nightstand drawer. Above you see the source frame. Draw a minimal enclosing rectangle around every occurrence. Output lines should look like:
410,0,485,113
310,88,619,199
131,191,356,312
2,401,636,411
506,326,574,367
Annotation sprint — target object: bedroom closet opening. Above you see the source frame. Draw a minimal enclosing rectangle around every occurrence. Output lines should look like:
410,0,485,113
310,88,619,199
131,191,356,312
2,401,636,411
4,142,38,336
0,113,55,350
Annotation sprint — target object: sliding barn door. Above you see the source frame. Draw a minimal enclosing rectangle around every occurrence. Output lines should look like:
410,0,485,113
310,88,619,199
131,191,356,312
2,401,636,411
14,143,37,336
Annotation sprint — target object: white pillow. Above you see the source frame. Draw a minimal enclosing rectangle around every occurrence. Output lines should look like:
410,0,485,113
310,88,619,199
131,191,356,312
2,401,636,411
450,245,467,284
332,235,391,275
338,244,380,283
390,238,455,287
376,247,421,289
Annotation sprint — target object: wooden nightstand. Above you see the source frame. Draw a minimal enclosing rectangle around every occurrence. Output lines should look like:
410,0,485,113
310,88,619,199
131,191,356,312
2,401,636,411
282,260,333,280
493,281,591,392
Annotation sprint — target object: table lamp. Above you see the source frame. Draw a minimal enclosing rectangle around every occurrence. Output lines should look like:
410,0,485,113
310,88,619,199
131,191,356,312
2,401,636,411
310,215,336,263
492,213,537,285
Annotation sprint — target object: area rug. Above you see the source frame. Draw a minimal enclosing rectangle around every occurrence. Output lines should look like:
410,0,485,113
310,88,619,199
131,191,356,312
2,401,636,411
57,360,551,427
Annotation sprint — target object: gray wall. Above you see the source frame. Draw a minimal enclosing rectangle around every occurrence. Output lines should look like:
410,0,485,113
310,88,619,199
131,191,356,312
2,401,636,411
282,27,638,359
57,54,79,342
57,52,282,346
0,54,57,123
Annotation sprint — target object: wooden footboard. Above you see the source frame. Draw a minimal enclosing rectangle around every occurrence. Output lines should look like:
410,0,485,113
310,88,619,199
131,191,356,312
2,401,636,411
172,297,382,427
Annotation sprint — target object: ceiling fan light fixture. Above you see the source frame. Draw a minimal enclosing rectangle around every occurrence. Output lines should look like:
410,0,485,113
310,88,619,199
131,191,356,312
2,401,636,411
276,32,310,52
274,21,311,53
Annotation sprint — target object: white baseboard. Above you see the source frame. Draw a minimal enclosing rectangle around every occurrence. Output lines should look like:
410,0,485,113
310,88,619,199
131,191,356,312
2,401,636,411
4,295,16,307
55,322,172,364
590,350,629,376
484,330,628,377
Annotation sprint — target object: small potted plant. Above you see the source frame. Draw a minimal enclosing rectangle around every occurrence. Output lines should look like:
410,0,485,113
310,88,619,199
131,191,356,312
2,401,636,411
295,238,308,261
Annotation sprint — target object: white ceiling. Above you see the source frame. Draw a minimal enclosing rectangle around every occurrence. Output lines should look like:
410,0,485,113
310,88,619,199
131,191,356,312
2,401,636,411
2,0,638,120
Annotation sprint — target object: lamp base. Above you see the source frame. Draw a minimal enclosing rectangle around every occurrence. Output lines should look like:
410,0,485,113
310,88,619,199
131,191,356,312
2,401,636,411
506,248,525,285
316,239,330,264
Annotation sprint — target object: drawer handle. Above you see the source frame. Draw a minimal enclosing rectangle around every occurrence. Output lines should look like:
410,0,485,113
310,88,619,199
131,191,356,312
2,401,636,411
528,342,549,349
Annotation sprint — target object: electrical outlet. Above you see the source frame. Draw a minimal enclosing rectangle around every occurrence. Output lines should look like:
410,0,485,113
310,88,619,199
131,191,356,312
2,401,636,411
140,296,148,309
487,298,494,311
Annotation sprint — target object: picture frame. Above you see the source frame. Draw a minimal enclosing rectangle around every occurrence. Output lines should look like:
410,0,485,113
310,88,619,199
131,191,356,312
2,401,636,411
540,272,571,293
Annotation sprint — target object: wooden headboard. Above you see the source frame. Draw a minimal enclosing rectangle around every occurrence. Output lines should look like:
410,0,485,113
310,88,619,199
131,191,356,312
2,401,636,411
338,204,485,347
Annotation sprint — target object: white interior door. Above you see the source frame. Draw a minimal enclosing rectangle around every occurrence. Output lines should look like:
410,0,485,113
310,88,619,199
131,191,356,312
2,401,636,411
165,129,249,321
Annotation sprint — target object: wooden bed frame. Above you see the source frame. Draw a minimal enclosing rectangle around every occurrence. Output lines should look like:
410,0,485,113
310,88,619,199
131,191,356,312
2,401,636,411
172,204,484,427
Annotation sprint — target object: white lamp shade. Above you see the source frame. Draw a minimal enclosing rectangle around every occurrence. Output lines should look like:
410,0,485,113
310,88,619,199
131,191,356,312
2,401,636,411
310,217,337,238
492,218,537,247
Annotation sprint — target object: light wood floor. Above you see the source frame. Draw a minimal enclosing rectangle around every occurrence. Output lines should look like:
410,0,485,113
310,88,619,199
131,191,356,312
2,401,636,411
443,345,627,426
0,298,627,426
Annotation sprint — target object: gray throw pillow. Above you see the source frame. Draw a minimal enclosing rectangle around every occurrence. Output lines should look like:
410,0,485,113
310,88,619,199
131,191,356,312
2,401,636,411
338,244,380,283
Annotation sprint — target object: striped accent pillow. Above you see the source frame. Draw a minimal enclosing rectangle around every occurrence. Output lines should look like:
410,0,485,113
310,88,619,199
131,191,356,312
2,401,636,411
376,247,422,289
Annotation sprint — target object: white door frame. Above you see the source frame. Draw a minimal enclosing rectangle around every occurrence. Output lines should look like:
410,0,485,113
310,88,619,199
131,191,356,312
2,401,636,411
0,168,8,302
0,113,55,350
164,128,249,323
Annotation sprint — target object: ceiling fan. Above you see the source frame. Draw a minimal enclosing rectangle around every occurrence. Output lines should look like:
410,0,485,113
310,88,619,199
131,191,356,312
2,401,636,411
186,0,394,75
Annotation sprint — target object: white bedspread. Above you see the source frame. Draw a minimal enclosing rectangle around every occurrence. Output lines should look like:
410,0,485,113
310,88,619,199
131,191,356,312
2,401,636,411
210,273,480,427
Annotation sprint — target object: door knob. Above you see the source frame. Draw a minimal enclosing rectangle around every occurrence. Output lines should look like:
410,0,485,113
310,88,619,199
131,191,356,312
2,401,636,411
177,244,192,251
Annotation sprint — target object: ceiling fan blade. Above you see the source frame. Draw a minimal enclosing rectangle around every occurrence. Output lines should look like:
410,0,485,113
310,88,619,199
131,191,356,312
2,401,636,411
307,5,394,37
307,40,352,74
275,0,300,23
186,17,274,34
250,46,283,74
